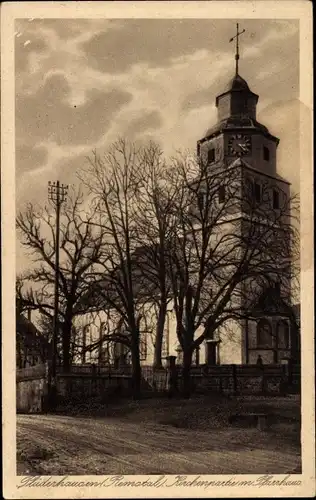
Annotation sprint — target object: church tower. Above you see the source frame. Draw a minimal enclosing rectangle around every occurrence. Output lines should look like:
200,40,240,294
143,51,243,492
197,24,294,366
197,25,279,178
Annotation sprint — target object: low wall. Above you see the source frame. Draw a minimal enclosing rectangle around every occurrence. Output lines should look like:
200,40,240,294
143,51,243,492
16,362,300,412
56,365,169,401
16,364,49,413
57,373,133,401
189,364,292,395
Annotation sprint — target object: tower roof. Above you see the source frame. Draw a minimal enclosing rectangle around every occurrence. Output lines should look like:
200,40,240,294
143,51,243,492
224,74,251,93
202,116,279,145
216,73,258,107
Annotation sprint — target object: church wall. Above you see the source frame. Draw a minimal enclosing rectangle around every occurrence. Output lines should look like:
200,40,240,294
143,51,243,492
239,170,292,301
217,319,243,364
247,319,257,349
249,134,277,176
248,349,274,364
199,134,225,166
72,310,118,364
73,302,185,367
247,316,292,364
223,134,277,177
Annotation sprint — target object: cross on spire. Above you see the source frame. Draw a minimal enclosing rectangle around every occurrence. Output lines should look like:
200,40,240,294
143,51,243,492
229,23,246,76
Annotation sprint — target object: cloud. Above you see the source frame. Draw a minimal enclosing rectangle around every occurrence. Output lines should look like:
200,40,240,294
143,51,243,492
80,19,298,75
80,19,248,75
182,88,215,112
123,110,163,139
16,144,48,175
25,18,118,41
15,18,300,216
16,73,132,148
15,30,47,73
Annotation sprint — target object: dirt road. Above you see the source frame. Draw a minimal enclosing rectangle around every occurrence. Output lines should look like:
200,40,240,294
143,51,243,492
17,414,301,475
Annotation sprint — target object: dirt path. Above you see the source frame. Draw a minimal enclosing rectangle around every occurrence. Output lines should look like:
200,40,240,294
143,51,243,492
17,414,301,475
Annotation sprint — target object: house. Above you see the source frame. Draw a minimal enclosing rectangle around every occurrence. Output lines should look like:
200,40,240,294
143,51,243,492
16,310,49,368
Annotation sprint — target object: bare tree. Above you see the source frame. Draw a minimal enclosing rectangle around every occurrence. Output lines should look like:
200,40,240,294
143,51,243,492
133,142,179,368
16,188,107,371
79,139,151,398
165,154,299,396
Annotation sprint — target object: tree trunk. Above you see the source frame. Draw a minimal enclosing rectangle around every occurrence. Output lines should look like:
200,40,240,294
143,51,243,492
153,301,167,369
182,348,193,398
130,336,142,399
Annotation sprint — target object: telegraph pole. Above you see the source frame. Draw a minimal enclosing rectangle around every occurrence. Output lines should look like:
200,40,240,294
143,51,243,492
48,180,68,405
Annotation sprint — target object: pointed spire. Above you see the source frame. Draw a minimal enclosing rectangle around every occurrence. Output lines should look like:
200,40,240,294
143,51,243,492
229,23,246,75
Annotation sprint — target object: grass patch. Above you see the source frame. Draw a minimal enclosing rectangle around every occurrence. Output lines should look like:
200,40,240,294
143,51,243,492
17,443,56,463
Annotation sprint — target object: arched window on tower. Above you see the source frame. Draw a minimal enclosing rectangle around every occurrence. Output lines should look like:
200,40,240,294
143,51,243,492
257,319,273,348
276,320,290,349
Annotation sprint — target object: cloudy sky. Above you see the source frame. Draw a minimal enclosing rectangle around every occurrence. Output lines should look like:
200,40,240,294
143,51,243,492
15,18,300,269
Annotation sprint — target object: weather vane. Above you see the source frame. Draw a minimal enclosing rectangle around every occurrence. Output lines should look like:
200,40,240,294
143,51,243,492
229,23,246,76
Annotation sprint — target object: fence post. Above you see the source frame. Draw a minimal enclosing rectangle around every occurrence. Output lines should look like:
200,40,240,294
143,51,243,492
166,355,177,397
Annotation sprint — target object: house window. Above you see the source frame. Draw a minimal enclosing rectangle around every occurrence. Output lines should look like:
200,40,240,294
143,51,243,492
257,319,273,348
277,320,290,349
139,335,147,361
263,146,270,161
218,185,226,204
273,189,280,209
208,148,215,164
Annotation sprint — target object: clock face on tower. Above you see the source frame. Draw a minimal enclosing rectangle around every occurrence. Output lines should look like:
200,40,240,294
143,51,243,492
228,134,252,156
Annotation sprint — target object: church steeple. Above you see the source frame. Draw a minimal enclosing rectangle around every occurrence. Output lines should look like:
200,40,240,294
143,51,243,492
198,22,279,177
215,23,259,122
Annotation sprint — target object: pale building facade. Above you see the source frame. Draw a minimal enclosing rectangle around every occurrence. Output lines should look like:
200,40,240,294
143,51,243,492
72,304,206,367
